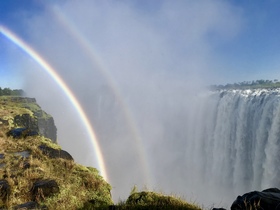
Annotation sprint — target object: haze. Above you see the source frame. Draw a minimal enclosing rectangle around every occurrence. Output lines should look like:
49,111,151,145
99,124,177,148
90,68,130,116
1,0,280,207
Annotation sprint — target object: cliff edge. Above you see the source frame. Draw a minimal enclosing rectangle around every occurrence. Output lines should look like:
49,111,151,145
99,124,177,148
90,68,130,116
0,96,112,209
0,96,57,142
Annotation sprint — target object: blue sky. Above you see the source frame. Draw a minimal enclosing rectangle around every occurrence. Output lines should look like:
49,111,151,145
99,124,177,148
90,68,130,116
1,0,280,89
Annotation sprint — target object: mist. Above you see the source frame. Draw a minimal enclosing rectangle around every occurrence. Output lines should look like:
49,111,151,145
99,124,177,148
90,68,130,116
16,0,244,206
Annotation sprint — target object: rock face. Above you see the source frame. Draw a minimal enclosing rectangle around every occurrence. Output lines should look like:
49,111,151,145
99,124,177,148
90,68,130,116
0,97,57,142
38,145,73,161
13,97,57,142
31,179,59,201
0,95,112,209
37,116,57,143
231,188,280,210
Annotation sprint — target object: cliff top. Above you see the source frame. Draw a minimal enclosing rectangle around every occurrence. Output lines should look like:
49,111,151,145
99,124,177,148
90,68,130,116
0,94,202,210
0,95,113,209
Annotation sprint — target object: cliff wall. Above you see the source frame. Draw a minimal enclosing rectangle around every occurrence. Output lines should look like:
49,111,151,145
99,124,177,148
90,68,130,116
0,96,57,142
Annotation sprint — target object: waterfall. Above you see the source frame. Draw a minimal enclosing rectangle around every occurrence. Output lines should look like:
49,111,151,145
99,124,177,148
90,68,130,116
186,89,280,205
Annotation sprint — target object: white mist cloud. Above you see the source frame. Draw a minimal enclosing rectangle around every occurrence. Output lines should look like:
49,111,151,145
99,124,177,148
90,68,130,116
17,0,243,205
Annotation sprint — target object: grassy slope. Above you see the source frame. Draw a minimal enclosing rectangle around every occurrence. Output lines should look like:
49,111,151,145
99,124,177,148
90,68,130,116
0,96,203,210
0,96,112,209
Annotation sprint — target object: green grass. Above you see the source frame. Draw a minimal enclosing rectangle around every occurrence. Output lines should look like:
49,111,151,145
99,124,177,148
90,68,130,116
0,134,112,209
0,95,204,210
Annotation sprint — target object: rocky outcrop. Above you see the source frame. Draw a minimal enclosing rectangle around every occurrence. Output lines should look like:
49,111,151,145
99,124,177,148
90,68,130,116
38,145,73,161
31,179,59,202
13,112,57,143
0,97,57,142
231,188,280,210
0,95,112,209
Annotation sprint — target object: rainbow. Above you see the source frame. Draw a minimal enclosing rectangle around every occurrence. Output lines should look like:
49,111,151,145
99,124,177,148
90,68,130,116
52,7,153,186
0,25,109,181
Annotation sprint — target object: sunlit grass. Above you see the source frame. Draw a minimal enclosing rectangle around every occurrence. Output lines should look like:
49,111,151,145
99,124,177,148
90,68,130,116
0,95,204,210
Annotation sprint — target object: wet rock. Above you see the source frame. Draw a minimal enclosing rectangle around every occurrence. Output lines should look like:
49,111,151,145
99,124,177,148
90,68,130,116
31,180,59,201
38,145,73,161
0,180,10,201
7,128,38,138
13,201,48,210
13,150,31,158
231,188,280,210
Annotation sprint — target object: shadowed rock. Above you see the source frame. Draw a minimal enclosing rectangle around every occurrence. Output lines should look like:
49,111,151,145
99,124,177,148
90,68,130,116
38,145,73,161
31,180,59,201
231,188,280,210
7,128,38,138
0,180,10,201
13,201,48,210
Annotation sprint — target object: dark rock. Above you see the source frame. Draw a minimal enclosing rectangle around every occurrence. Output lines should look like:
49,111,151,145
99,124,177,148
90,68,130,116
23,161,31,169
7,128,38,138
0,154,4,159
13,201,48,210
0,180,10,201
38,145,73,161
31,180,59,201
13,111,57,143
14,114,38,132
231,188,280,210
213,208,227,210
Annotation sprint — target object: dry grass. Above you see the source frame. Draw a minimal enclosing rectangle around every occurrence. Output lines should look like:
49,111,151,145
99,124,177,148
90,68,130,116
0,132,112,209
0,95,204,210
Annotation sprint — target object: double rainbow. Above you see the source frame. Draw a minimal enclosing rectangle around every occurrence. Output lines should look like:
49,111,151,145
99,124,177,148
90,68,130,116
0,25,108,181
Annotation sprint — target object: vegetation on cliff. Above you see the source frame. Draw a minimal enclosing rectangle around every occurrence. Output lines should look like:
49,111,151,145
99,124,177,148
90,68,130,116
0,87,24,96
0,95,112,209
0,93,202,210
210,79,280,90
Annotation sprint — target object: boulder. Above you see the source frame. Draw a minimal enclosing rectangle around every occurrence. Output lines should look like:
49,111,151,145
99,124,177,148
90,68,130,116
38,145,73,161
31,180,59,201
0,180,10,201
231,188,280,210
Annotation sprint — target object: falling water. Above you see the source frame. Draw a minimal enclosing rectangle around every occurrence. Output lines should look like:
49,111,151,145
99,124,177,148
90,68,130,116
186,88,280,206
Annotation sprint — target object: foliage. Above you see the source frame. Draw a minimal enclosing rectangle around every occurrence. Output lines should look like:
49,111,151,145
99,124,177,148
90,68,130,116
0,87,24,96
210,79,280,90
112,191,202,210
